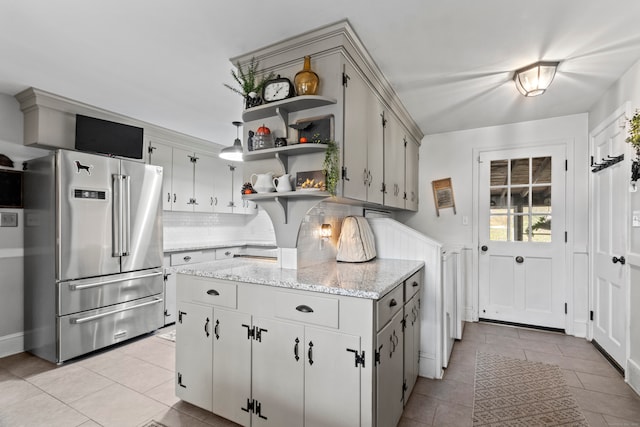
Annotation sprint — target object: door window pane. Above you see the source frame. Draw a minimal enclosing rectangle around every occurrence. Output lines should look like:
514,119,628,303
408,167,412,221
510,158,530,185
490,215,509,241
488,155,552,242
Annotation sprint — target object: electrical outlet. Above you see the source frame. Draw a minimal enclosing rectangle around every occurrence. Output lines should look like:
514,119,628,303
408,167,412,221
0,212,18,227
462,215,469,226
633,211,640,228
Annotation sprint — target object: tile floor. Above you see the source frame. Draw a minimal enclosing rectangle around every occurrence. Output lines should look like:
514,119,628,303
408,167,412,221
1,322,639,426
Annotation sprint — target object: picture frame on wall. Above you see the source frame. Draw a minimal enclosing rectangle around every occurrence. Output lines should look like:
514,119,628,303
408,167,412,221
432,177,456,216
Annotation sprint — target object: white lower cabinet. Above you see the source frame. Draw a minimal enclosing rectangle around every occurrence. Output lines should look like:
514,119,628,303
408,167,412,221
376,309,404,427
175,302,213,411
404,293,421,402
176,268,422,427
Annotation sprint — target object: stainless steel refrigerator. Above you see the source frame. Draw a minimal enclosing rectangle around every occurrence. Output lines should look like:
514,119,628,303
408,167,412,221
24,150,164,363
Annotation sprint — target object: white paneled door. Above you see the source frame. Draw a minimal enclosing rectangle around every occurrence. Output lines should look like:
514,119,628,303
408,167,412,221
590,107,629,369
478,146,566,329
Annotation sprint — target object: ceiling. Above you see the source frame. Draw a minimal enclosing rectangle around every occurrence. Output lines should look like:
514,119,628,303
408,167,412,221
2,0,640,147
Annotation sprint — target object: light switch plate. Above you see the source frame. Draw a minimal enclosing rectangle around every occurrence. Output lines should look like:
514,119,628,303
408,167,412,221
633,211,640,228
0,212,18,227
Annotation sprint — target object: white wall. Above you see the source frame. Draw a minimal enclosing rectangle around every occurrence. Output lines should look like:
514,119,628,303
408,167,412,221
398,113,590,335
588,58,640,392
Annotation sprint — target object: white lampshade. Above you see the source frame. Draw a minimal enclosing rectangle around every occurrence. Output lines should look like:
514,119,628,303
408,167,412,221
513,61,559,97
219,121,243,161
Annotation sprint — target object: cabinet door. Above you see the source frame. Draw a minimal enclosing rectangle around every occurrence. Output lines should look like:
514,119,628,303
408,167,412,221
405,137,419,211
342,61,369,202
367,99,385,205
252,317,304,427
175,302,213,411
212,308,252,426
404,293,420,403
163,270,176,325
172,148,195,211
212,159,235,213
376,310,404,427
305,327,361,427
194,153,216,213
383,114,406,209
148,141,174,211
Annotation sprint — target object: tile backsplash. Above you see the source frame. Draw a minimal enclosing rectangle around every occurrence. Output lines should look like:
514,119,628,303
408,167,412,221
163,209,275,249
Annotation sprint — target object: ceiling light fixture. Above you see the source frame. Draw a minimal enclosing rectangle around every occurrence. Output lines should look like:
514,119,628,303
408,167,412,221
513,61,559,97
219,121,244,162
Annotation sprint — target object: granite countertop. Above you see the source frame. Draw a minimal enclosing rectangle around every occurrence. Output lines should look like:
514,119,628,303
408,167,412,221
177,258,424,300
164,241,277,253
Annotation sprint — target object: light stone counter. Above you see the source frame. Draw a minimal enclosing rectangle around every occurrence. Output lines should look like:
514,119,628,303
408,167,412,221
164,240,276,253
177,257,424,299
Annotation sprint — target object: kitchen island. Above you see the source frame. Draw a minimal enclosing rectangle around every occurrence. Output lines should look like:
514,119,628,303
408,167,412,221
175,258,424,427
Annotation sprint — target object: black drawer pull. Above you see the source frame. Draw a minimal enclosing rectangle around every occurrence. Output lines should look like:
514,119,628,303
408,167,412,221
183,256,191,262
207,289,220,296
412,281,419,287
296,304,314,313
389,299,398,307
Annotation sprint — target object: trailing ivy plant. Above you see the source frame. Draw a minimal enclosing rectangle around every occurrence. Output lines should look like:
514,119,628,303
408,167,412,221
321,138,340,196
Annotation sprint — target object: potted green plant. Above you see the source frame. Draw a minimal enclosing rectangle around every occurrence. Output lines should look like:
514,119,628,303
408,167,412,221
626,110,640,183
626,110,640,154
224,57,274,109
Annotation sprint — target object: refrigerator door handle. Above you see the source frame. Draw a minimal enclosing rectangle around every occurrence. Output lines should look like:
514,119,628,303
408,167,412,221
70,298,163,324
68,271,163,291
112,174,122,257
123,175,131,256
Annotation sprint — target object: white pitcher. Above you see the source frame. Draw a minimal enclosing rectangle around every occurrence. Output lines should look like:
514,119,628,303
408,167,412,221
251,172,275,193
273,174,293,192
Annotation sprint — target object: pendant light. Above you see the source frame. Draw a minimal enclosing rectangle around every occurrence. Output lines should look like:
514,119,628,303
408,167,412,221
513,61,559,97
219,121,244,161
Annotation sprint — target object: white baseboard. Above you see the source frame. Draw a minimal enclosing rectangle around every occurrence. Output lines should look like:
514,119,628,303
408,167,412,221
627,358,640,397
418,352,443,380
0,332,24,358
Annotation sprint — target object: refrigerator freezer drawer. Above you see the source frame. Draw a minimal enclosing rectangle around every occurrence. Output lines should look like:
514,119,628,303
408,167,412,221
58,295,164,362
58,269,163,316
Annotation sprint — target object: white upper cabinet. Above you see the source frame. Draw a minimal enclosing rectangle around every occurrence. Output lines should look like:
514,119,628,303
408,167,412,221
383,112,406,209
405,137,420,211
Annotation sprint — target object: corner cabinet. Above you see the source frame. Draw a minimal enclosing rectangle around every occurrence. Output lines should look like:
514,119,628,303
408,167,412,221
175,266,423,427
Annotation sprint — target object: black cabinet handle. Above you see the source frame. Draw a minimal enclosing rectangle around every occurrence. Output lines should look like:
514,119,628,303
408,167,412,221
183,256,191,262
204,317,210,337
296,304,314,313
412,281,419,287
515,256,524,263
308,341,314,365
389,299,398,308
207,289,220,296
214,319,219,340
294,337,300,361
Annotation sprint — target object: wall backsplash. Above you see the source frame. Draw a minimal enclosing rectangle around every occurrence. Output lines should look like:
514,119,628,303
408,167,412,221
163,209,275,249
297,202,363,268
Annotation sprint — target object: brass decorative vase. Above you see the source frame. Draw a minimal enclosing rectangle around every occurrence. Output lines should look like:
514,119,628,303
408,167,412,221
294,56,319,95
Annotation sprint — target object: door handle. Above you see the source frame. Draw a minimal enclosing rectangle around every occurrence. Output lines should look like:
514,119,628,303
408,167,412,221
481,245,488,252
294,337,300,361
515,256,524,263
308,341,314,365
613,256,626,265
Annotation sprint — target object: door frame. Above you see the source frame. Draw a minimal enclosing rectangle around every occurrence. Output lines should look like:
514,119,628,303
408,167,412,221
587,102,632,361
472,139,575,333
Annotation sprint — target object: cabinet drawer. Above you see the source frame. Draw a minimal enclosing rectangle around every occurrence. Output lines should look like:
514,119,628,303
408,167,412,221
376,284,403,331
170,251,207,266
215,247,241,260
274,291,339,328
189,277,238,309
404,270,422,301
